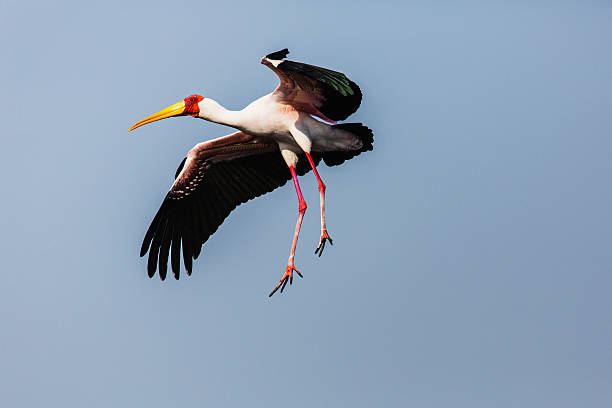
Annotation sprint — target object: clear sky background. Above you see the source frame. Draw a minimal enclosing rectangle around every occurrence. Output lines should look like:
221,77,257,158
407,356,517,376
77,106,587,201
1,1,611,407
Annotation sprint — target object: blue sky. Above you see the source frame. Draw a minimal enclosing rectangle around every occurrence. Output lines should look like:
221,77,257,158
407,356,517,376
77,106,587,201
1,1,611,407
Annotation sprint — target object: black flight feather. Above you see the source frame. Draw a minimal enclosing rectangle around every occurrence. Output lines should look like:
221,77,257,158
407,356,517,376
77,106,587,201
266,48,289,60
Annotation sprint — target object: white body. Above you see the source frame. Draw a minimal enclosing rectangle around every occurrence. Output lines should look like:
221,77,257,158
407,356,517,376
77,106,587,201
196,95,361,167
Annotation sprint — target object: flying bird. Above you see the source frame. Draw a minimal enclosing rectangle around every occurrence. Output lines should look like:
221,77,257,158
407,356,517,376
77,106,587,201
129,49,373,296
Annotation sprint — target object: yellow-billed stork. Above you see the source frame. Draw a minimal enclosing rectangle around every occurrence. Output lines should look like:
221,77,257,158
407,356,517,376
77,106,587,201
129,49,373,296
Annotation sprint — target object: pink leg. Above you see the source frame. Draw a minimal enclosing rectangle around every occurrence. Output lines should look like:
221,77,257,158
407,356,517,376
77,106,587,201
305,152,333,256
269,165,306,297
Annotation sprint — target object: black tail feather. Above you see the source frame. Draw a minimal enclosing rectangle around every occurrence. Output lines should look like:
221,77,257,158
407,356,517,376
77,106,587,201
318,123,374,167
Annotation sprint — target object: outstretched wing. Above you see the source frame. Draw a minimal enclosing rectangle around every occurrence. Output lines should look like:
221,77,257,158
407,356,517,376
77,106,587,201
261,48,362,122
140,131,321,280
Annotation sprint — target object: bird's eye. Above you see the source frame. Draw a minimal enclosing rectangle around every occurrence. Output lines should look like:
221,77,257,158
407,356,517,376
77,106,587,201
184,94,203,107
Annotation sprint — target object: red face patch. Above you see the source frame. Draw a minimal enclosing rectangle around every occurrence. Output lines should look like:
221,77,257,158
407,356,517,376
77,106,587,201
184,94,204,116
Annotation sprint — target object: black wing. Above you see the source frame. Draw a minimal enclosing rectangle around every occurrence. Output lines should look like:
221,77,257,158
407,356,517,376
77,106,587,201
262,48,362,122
140,132,320,280
141,125,373,281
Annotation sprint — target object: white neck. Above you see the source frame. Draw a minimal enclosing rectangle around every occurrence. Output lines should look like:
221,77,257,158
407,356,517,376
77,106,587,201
197,98,244,129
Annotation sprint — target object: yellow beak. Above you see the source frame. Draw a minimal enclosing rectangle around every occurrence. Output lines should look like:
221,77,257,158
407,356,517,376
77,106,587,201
129,100,187,131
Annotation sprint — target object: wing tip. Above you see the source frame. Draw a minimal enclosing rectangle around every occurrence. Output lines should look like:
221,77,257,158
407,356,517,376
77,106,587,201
265,48,289,60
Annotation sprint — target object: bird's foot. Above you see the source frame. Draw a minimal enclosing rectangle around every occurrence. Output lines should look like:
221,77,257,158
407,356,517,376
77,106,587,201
268,263,303,297
315,230,333,257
